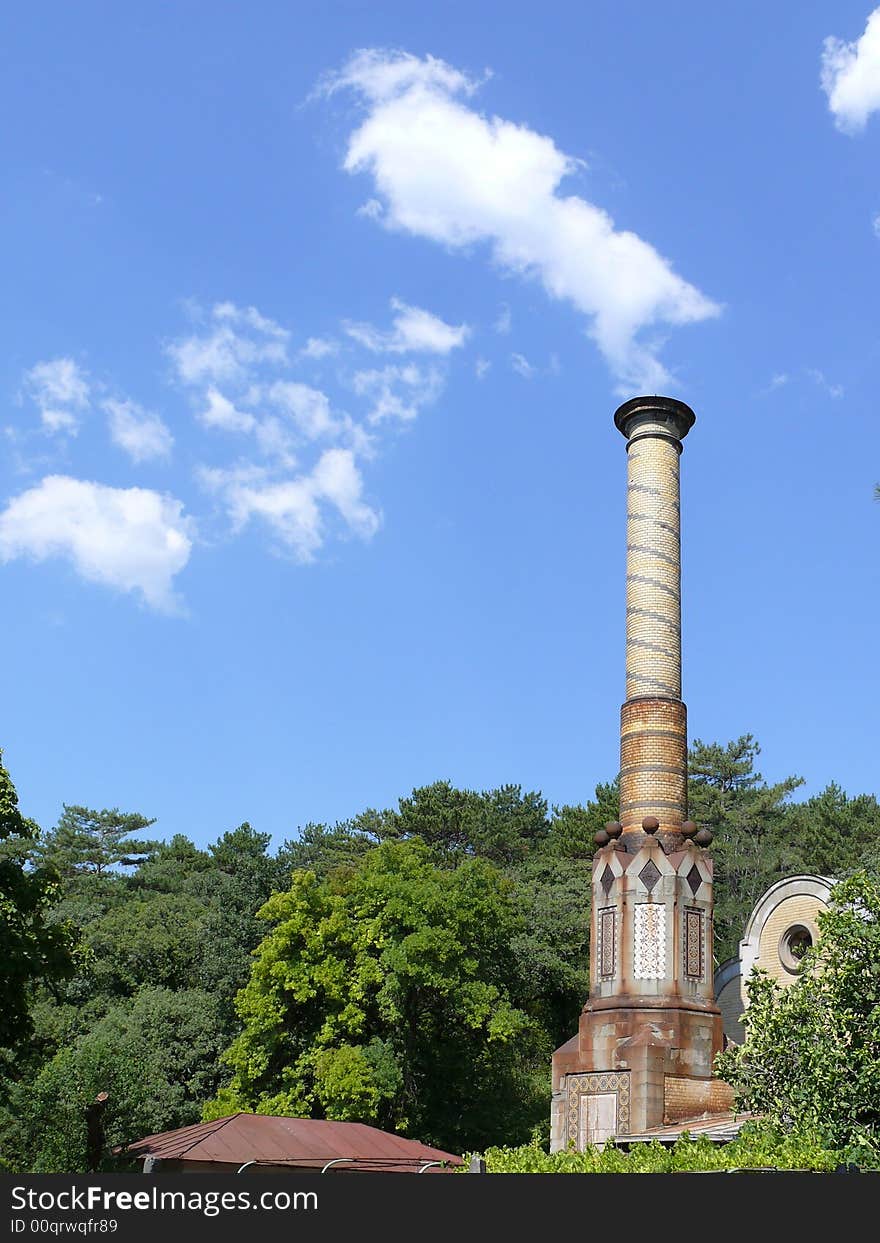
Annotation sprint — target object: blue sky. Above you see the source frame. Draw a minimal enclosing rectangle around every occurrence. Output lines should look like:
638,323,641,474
1,2,878,849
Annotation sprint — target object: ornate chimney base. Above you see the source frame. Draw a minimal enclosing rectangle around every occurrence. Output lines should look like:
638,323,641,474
550,837,730,1151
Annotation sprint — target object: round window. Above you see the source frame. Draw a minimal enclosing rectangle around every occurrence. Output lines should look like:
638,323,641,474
778,924,814,974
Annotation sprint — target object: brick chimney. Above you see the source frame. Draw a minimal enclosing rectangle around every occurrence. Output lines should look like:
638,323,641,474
616,395,692,849
549,397,730,1151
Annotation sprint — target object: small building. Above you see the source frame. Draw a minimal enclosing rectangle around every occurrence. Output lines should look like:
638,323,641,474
122,1113,463,1174
715,875,833,1045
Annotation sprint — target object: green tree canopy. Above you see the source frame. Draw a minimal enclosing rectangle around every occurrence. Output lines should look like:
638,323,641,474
29,805,160,879
0,750,75,1051
687,735,804,962
716,871,880,1160
206,839,547,1152
781,783,880,879
5,987,229,1173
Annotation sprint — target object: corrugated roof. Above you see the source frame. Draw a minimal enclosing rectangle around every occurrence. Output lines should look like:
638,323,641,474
621,1112,757,1146
123,1114,463,1172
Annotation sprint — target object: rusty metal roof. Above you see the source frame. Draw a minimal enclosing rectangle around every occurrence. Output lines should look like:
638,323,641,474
620,1112,758,1146
123,1114,463,1172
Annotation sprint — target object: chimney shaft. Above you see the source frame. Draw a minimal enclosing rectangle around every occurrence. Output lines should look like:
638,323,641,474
615,396,695,846
549,394,727,1152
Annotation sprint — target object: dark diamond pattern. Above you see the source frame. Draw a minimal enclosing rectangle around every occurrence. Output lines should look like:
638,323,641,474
638,859,661,893
687,864,702,896
600,865,615,897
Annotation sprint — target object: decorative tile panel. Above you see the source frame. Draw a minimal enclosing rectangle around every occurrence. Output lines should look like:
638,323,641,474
633,902,666,979
684,907,704,979
598,907,616,978
638,859,661,894
566,1071,631,1148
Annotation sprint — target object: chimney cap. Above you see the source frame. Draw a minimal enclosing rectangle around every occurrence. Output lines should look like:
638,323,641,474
614,395,696,444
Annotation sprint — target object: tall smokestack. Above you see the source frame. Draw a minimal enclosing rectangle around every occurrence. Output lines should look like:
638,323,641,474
549,395,730,1152
615,396,693,848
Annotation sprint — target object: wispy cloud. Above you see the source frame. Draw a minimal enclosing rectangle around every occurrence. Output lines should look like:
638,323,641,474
352,363,444,423
23,358,90,434
197,387,257,434
494,304,512,335
300,337,338,360
199,448,380,562
807,368,844,399
10,289,469,607
344,298,469,355
822,8,880,132
104,398,174,463
267,381,346,440
0,476,194,612
323,48,720,391
511,352,536,379
475,357,491,379
167,302,289,385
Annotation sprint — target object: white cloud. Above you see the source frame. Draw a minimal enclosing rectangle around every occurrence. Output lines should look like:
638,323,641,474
345,297,469,355
104,398,174,463
356,198,384,220
268,381,343,439
770,372,789,389
352,363,444,423
23,358,90,434
325,49,719,391
0,475,194,612
201,448,380,561
167,302,288,385
300,336,338,360
873,211,880,238
197,387,257,434
511,352,536,379
807,368,844,399
212,302,289,339
822,8,880,132
475,357,491,379
494,304,512,334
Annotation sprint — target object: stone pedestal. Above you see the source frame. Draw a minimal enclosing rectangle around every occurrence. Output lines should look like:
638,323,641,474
551,835,727,1149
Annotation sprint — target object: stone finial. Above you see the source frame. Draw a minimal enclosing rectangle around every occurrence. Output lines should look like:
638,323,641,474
641,816,660,834
605,821,622,839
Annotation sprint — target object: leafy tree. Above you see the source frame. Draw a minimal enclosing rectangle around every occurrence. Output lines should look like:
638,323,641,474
394,781,549,865
206,839,547,1152
130,834,212,894
545,780,620,859
506,850,590,1044
0,750,75,1051
4,987,228,1173
716,871,880,1160
276,820,380,880
82,892,209,997
782,783,880,879
189,824,288,1013
688,736,804,962
29,805,160,879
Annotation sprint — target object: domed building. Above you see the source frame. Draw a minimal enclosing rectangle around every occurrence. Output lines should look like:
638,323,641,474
715,874,833,1045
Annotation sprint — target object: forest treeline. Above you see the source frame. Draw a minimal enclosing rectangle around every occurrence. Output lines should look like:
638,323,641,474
1,734,878,1171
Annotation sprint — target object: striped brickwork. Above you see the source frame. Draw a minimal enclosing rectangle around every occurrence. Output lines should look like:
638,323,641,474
619,699,687,831
625,435,682,701
617,400,693,839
